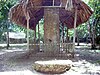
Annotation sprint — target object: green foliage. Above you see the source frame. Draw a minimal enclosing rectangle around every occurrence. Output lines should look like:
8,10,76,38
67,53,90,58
89,0,100,36
95,36,100,44
0,0,15,20
68,23,88,39
76,24,88,38
68,1,100,40
0,0,99,43
0,0,21,42
0,0,15,40
68,29,74,37
36,19,44,41
96,60,100,64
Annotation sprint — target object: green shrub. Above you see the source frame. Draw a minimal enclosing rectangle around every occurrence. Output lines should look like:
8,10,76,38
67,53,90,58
95,35,100,44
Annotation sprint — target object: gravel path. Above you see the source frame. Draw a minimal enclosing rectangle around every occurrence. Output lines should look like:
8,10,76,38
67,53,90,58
0,46,100,75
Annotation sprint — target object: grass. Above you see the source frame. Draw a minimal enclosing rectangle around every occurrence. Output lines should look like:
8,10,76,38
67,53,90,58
96,60,100,64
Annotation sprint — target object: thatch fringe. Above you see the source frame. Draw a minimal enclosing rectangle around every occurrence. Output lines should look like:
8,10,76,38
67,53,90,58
9,0,93,29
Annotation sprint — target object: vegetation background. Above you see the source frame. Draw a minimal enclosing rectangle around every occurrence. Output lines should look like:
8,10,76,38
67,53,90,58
0,0,99,48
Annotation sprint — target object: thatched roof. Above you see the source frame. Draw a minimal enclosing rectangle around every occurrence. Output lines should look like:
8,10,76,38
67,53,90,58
9,0,93,30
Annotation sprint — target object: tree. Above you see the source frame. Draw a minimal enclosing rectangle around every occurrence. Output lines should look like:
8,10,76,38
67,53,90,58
0,0,18,48
88,0,100,49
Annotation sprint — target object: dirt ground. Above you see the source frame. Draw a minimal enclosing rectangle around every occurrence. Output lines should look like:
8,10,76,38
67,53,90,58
0,44,100,75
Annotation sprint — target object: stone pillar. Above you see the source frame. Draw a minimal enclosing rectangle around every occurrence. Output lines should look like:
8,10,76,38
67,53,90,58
44,7,60,56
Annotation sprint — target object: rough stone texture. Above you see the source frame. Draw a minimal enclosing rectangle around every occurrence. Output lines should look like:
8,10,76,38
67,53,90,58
44,8,60,56
34,60,71,74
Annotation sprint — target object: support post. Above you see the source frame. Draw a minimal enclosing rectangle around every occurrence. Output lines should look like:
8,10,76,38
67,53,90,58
73,8,77,57
53,0,55,6
22,4,30,50
66,27,69,42
38,23,40,51
34,28,36,42
38,23,40,43
26,13,30,50
62,23,64,43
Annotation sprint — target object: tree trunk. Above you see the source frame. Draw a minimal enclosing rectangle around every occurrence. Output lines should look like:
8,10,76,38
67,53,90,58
91,26,96,49
76,30,79,46
44,8,60,56
6,21,9,49
62,24,65,43
66,27,69,43
7,30,9,49
88,21,92,46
